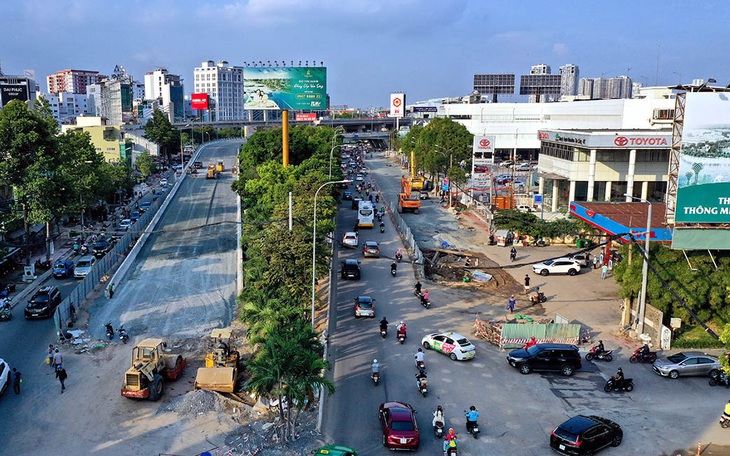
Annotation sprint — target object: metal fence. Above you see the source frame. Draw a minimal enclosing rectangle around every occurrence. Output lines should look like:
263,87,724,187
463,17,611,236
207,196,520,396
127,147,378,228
53,189,167,336
386,201,425,280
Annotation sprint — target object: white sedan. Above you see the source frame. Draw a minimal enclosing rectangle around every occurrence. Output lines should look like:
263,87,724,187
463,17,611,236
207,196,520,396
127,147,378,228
342,232,359,248
0,358,11,396
532,258,581,276
421,332,476,361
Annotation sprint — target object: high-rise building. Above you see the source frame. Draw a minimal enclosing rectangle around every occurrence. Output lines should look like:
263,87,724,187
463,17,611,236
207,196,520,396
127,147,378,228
87,65,134,125
46,69,99,95
144,68,184,121
193,60,245,121
578,76,633,100
559,64,579,96
0,72,37,108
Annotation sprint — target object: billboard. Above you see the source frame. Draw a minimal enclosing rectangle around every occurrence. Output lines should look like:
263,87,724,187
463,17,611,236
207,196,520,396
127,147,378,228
538,130,671,149
390,93,405,118
519,74,562,96
675,92,730,223
0,83,30,105
295,113,317,121
191,93,209,110
473,74,515,94
243,67,327,110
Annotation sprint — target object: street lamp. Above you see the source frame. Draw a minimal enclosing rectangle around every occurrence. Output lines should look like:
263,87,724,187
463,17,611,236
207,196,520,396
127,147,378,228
311,179,351,328
625,194,652,337
328,144,343,179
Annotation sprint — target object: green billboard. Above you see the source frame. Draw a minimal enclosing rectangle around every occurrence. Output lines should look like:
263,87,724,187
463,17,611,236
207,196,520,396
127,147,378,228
675,92,730,223
243,67,327,111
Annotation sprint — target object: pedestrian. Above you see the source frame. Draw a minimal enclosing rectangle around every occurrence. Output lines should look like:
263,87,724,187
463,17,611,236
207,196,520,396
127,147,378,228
507,295,516,313
109,283,115,299
12,368,21,395
592,255,599,269
47,344,54,367
56,366,67,393
523,274,531,294
601,264,608,280
52,348,63,370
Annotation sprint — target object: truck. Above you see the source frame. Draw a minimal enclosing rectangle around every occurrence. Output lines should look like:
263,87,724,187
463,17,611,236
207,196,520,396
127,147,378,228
194,328,240,393
398,176,421,214
121,338,187,401
206,163,219,179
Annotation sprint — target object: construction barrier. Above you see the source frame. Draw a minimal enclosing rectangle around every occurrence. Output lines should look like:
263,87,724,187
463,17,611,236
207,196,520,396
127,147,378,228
500,323,581,350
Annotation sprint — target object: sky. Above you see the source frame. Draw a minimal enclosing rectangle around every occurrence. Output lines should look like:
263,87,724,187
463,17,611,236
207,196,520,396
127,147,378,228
1,0,729,109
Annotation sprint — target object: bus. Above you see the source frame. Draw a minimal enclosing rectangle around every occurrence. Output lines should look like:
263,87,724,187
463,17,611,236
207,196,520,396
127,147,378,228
358,200,375,228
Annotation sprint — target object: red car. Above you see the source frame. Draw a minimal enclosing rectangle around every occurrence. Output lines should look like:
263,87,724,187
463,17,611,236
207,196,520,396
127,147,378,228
379,401,420,450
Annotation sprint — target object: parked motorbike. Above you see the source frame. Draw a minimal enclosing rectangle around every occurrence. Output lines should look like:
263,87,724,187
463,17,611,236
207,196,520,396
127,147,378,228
530,291,547,304
416,374,428,397
532,238,547,247
118,325,129,344
585,347,613,362
371,371,380,385
0,282,15,298
629,346,657,364
604,377,634,392
720,415,730,428
105,322,114,341
710,372,730,387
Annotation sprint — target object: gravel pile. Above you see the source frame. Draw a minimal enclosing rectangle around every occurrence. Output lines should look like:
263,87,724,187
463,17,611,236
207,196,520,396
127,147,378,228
160,389,227,419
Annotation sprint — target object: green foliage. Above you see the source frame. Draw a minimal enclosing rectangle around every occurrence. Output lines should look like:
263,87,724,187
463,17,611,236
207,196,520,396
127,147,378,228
135,151,157,179
400,119,472,184
493,210,583,241
144,110,179,161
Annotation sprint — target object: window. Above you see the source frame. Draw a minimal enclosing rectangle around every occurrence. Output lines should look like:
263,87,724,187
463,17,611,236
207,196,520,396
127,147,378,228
653,109,674,120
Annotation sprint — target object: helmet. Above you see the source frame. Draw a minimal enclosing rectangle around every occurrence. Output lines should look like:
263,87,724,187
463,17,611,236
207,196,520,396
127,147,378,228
418,348,423,352
617,367,623,372
448,428,455,434
470,405,476,411
599,340,603,343
424,288,429,292
437,405,443,411
373,359,378,363
400,321,404,325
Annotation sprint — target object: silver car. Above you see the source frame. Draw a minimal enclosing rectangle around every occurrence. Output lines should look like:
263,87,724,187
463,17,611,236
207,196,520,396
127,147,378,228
652,352,721,379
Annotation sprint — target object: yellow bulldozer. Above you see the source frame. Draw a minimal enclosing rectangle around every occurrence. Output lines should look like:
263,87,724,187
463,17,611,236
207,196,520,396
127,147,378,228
194,328,240,393
206,163,220,179
121,338,187,401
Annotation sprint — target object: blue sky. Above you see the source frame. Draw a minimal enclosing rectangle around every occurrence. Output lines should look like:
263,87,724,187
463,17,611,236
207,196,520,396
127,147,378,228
1,0,728,108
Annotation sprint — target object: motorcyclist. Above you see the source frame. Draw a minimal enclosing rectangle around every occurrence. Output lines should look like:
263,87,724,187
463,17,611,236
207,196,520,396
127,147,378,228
414,281,422,294
433,405,445,428
395,249,403,262
421,289,430,306
379,317,389,332
415,371,428,389
510,246,517,261
371,359,380,375
390,261,397,274
465,406,479,433
638,343,650,357
375,194,380,203
379,221,385,231
443,428,458,455
613,367,625,388
415,348,425,367
595,340,605,355
397,321,407,337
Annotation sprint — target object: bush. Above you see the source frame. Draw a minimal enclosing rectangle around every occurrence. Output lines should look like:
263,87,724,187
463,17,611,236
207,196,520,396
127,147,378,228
673,325,725,349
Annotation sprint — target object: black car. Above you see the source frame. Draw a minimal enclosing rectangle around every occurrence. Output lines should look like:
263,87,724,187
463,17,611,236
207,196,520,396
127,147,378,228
24,286,62,319
550,415,622,455
351,197,363,210
93,238,111,258
342,191,353,201
507,343,582,376
341,259,361,280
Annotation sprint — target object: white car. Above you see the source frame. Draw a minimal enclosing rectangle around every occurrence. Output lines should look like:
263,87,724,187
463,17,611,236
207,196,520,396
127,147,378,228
532,258,581,276
515,163,532,172
74,255,97,279
516,205,533,213
0,358,10,396
342,232,359,248
421,332,476,361
160,178,168,186
118,219,132,231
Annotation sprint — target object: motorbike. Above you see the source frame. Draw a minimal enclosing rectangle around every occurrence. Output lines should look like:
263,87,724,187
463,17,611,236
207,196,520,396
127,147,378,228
530,291,547,304
395,251,403,263
390,264,397,277
434,417,444,438
80,244,89,256
118,326,129,344
0,303,11,322
465,418,480,439
416,374,428,397
720,415,730,428
604,377,634,392
510,250,517,262
416,359,426,375
105,322,114,341
380,326,388,339
397,329,406,344
585,347,613,362
0,283,15,299
710,372,730,387
379,223,385,233
371,371,380,385
416,293,431,309
629,346,657,364
34,259,52,270
532,238,547,247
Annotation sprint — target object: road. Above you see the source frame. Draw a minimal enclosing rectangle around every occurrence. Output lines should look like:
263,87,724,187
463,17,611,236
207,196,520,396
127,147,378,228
0,141,243,456
322,152,730,455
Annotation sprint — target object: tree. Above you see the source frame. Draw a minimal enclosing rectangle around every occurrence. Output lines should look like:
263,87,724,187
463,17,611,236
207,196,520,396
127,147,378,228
135,151,157,179
144,110,179,163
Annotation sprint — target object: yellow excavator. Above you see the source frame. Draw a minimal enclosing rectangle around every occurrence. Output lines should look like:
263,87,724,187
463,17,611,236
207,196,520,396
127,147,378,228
194,328,240,393
409,150,433,200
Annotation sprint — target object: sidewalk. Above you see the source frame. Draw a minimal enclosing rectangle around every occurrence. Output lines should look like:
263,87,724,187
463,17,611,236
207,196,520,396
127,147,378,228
374,151,626,348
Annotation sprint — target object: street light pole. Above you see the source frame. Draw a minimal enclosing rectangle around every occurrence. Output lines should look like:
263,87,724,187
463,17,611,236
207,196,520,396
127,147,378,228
311,179,351,328
328,144,343,179
625,194,652,336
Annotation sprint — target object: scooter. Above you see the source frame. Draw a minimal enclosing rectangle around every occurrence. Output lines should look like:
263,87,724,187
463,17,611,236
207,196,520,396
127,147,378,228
710,372,730,387
416,293,431,309
105,322,114,341
585,347,613,362
466,419,480,439
0,303,11,322
380,326,388,339
379,223,385,233
118,325,129,344
416,360,426,375
390,264,397,277
395,250,403,263
530,291,547,304
629,346,657,363
720,415,730,428
604,377,634,392
371,371,380,385
397,329,406,344
416,374,428,397
510,251,517,262
434,419,445,438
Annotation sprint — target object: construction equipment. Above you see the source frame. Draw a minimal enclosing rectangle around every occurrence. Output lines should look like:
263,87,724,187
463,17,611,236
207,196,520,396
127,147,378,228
398,176,421,214
409,150,433,199
206,163,220,179
216,160,225,173
194,328,240,393
121,338,187,401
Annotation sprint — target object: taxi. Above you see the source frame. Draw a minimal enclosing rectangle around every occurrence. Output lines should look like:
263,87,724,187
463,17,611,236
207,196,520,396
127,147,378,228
421,332,476,361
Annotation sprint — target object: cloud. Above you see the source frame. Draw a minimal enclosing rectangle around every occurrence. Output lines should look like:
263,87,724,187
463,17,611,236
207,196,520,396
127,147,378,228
553,42,569,56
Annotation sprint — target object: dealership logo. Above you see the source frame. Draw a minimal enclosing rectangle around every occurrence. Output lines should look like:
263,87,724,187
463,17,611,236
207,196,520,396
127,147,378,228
614,136,629,146
479,139,490,148
538,132,550,140
393,98,402,107
614,136,668,147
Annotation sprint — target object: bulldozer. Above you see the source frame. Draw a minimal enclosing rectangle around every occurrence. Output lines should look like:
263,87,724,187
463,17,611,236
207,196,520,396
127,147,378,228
121,338,187,401
206,163,220,179
216,160,225,173
194,328,240,393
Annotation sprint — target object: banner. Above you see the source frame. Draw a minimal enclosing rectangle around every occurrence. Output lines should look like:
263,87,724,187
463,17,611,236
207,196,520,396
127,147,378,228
244,67,327,110
190,93,209,110
390,93,405,118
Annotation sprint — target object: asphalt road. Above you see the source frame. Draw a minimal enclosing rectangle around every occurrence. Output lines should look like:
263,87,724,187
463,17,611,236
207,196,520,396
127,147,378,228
322,152,730,455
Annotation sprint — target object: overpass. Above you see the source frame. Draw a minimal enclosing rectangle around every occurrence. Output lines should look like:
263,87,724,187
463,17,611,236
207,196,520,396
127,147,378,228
173,116,412,135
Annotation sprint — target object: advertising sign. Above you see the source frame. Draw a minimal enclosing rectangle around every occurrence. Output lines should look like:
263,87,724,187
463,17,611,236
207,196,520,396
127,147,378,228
295,113,317,122
190,93,209,110
413,106,437,113
390,93,405,118
243,67,327,110
675,92,730,223
0,83,29,105
537,130,671,149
